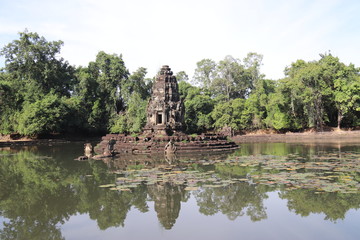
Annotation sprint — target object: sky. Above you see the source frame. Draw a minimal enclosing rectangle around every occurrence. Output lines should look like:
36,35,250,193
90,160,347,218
0,0,359,80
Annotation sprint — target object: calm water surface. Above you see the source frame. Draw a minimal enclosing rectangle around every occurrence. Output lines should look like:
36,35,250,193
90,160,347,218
1,141,360,240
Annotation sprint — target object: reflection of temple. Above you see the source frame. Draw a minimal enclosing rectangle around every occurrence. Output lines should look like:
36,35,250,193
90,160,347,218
147,183,187,230
143,65,184,136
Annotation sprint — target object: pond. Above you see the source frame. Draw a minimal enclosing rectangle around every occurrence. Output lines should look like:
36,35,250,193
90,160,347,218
0,141,360,240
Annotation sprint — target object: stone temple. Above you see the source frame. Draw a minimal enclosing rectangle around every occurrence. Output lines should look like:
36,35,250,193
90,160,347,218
94,65,238,156
143,65,184,136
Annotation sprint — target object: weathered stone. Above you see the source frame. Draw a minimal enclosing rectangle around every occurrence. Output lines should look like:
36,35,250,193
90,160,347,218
143,65,184,136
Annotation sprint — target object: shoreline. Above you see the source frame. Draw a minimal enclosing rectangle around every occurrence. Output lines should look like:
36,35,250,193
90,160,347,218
232,130,360,143
1,130,360,147
0,135,101,147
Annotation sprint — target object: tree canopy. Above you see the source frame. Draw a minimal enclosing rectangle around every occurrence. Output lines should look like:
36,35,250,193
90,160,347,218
1,31,360,136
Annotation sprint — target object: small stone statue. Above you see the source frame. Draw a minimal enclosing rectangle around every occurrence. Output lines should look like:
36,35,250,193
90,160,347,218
75,143,93,160
164,140,176,154
84,143,93,158
103,137,116,156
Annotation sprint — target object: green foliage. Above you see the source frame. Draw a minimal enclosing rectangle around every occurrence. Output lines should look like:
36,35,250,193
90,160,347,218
264,91,290,130
278,53,360,130
182,85,215,133
0,30,77,136
73,51,129,133
110,114,128,133
193,59,216,89
178,81,194,99
0,74,17,133
15,93,68,136
0,30,75,101
121,67,152,103
1,30,360,135
175,71,189,82
126,93,148,133
194,53,263,101
110,93,148,134
211,98,248,130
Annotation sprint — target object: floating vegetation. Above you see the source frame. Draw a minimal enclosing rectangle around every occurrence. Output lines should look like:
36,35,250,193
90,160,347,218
99,165,248,192
99,184,116,188
228,152,360,194
99,151,360,194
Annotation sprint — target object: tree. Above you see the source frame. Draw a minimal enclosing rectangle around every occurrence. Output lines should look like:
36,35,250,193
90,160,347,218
193,59,216,89
178,81,195,100
264,91,290,130
175,71,189,82
15,93,69,136
243,52,264,89
281,54,360,131
178,81,214,133
108,67,151,134
91,51,128,114
211,98,248,130
0,30,75,101
73,51,129,133
283,59,331,130
184,94,214,133
319,54,360,129
115,92,148,133
242,79,276,129
121,67,152,103
211,55,252,100
0,73,16,133
0,30,77,135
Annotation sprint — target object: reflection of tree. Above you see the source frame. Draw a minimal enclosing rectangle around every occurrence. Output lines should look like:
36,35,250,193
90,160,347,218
64,159,149,230
194,183,268,222
75,174,148,230
0,218,64,240
0,147,150,239
0,150,77,240
279,189,360,221
147,183,189,230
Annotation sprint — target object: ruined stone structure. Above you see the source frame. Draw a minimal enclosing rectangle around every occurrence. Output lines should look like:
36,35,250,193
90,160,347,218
143,65,184,136
94,65,238,156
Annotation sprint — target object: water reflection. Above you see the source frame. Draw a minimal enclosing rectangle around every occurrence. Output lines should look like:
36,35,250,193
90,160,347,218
194,182,269,221
0,142,360,239
148,183,189,229
279,189,360,222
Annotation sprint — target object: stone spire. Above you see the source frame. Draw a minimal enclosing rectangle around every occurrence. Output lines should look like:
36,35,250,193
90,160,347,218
143,65,184,135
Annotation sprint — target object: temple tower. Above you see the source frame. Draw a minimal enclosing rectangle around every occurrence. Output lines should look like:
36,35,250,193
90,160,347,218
143,65,184,135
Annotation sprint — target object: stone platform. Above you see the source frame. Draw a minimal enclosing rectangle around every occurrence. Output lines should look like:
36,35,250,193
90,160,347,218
94,133,238,155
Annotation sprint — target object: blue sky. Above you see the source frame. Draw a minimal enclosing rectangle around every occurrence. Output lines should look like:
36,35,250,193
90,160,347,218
0,0,359,80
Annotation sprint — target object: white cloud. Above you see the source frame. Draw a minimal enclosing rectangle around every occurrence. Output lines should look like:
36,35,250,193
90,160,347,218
0,0,359,79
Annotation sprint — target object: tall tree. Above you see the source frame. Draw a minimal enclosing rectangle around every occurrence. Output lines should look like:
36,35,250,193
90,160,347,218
243,52,264,89
121,67,152,103
193,59,216,89
282,54,360,130
0,30,76,135
212,55,248,100
74,51,129,133
175,71,189,82
0,72,16,133
0,30,75,101
319,54,360,129
283,59,330,130
108,67,151,134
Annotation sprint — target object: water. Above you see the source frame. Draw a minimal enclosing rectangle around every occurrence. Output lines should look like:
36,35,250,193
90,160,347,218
1,141,360,240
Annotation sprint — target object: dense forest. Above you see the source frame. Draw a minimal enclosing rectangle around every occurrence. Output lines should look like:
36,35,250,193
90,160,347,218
1,31,360,137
